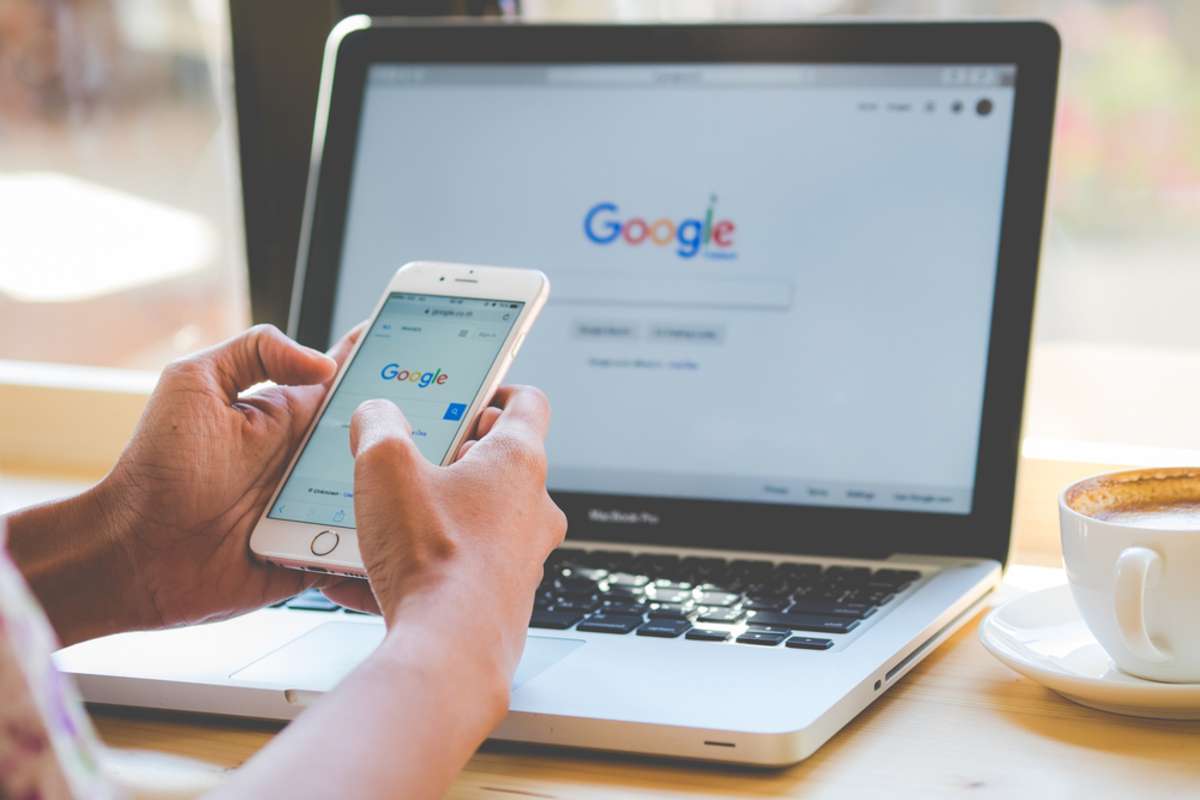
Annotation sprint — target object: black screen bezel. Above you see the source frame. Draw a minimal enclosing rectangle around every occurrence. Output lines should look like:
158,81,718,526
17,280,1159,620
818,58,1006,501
292,20,1060,565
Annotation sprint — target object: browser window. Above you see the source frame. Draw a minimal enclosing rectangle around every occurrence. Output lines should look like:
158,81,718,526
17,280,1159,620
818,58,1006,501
271,292,523,528
330,63,1017,515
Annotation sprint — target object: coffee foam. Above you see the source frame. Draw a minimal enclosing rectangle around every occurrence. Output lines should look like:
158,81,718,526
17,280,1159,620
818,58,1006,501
1065,468,1200,529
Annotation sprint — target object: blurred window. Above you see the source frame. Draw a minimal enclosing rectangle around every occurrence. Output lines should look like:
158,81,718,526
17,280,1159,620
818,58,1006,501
0,0,247,370
3,0,1197,463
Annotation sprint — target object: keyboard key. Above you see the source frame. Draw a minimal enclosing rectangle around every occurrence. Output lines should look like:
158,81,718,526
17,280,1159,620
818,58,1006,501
737,629,788,647
602,585,646,601
556,566,607,593
872,568,921,585
744,581,792,599
637,619,691,638
629,554,680,577
685,627,731,642
530,609,584,630
745,611,861,634
729,558,775,576
844,589,895,606
556,577,603,594
823,566,872,585
786,599,874,618
646,587,692,605
553,596,600,613
547,547,587,564
555,587,599,602
695,591,742,607
775,562,823,579
695,607,745,624
652,579,693,592
786,636,835,651
563,566,608,581
599,599,646,615
607,572,651,590
576,613,643,634
678,556,726,581
588,550,636,570
745,596,790,611
647,602,694,619
865,580,912,594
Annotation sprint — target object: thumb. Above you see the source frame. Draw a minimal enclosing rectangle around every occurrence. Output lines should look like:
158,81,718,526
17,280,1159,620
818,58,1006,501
350,399,426,529
349,398,418,459
201,324,336,401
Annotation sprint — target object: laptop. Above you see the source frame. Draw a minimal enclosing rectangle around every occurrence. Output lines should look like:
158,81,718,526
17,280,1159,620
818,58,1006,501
57,19,1059,766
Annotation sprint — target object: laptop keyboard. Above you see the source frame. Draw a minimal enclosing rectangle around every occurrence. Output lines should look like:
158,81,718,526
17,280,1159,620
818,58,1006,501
531,548,922,649
274,548,922,651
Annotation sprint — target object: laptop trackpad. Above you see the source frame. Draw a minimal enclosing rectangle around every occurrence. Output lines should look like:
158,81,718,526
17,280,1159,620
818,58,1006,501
231,622,385,690
231,622,584,695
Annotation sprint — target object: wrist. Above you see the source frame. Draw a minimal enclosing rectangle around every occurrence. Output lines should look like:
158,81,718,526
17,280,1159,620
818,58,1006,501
376,593,513,724
4,478,148,645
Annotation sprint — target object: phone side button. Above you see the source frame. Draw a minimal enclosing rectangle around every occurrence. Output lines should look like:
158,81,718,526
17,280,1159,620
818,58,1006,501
511,332,526,357
310,530,340,557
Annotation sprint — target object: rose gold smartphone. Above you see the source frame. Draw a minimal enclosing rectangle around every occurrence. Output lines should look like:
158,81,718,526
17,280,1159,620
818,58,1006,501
249,260,549,576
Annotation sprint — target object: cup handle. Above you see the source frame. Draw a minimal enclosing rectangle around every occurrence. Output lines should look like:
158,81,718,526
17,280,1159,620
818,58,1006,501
1113,546,1169,664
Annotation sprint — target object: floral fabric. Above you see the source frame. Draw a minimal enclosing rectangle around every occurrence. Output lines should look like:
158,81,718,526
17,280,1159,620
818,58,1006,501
0,528,116,800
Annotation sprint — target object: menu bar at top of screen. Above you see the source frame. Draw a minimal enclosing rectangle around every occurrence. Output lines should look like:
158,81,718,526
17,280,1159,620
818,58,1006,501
368,63,1017,90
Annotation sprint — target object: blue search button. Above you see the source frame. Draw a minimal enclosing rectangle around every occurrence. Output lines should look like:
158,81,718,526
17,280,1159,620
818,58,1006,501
443,402,467,421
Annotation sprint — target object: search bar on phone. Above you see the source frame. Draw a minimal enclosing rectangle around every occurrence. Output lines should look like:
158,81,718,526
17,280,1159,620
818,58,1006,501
550,274,795,311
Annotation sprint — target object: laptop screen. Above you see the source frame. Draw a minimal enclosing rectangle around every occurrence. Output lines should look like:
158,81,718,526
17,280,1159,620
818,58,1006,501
328,63,1017,516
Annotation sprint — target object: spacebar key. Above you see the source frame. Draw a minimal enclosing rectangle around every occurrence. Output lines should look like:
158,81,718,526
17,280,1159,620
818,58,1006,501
529,610,584,630
746,611,861,634
576,613,643,634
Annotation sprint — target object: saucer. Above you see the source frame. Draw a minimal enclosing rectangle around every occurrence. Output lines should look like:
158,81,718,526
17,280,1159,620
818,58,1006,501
980,583,1200,719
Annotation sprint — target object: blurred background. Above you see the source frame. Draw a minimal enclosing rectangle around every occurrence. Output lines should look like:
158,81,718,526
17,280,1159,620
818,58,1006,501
1,0,1198,464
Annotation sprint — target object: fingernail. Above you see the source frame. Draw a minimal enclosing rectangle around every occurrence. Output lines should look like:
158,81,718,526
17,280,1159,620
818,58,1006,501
305,346,335,364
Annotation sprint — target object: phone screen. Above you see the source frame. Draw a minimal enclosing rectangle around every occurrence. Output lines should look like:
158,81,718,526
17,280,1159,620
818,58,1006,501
268,291,524,529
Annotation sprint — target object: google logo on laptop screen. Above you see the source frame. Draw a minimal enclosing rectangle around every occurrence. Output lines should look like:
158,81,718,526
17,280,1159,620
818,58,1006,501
583,196,737,260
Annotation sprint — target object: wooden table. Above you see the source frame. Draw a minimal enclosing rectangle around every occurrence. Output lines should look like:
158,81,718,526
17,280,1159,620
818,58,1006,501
61,459,1200,795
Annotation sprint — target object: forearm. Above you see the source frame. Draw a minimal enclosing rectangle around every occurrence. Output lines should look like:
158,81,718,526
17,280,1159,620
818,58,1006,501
214,613,510,800
4,482,146,645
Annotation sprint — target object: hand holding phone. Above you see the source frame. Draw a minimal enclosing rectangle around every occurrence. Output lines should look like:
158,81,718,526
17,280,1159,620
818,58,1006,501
250,261,549,576
321,384,566,626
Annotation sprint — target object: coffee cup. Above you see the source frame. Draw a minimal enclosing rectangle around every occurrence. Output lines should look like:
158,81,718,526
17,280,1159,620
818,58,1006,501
1060,468,1200,683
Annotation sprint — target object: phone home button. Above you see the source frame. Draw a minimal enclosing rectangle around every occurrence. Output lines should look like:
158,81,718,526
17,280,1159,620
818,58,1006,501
310,530,340,557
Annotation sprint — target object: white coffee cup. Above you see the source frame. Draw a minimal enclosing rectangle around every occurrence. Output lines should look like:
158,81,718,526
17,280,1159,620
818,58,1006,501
1060,468,1200,683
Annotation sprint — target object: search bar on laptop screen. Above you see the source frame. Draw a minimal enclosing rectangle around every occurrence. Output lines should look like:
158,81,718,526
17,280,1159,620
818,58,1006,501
551,274,795,311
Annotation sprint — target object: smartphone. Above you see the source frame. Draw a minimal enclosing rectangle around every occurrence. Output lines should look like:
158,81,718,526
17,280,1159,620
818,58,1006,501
249,260,549,576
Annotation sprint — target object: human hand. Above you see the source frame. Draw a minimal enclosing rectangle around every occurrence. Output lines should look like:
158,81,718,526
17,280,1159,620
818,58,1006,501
93,324,364,632
323,386,566,685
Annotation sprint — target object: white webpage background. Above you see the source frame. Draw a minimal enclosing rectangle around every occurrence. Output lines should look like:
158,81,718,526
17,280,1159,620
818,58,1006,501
330,67,1015,513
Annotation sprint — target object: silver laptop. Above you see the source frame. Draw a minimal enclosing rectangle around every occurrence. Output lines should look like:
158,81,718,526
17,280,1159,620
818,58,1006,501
57,18,1060,766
